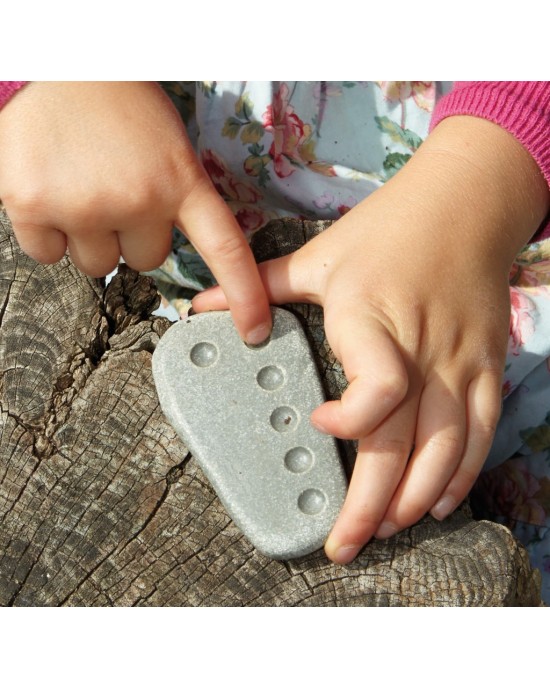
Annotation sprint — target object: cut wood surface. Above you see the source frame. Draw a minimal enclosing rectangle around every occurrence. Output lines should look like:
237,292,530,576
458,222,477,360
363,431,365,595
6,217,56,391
0,211,542,605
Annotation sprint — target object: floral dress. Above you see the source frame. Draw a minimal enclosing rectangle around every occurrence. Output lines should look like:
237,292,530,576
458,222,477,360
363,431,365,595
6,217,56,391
149,81,550,603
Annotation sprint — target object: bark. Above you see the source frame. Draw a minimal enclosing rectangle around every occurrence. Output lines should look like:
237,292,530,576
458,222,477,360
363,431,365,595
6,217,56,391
0,211,542,606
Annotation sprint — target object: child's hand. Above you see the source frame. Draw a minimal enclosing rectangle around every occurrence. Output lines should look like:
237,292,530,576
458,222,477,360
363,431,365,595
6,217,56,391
193,116,550,563
0,81,271,344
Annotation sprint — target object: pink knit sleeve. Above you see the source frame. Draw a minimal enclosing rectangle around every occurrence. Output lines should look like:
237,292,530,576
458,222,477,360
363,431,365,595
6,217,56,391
0,81,28,110
431,81,550,238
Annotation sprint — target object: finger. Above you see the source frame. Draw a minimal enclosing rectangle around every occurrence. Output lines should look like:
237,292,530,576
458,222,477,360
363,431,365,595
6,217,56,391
311,309,408,439
66,231,121,277
430,372,502,521
176,180,271,345
259,251,323,304
191,284,228,312
9,220,67,265
374,371,467,537
118,222,173,272
192,250,321,312
324,398,418,564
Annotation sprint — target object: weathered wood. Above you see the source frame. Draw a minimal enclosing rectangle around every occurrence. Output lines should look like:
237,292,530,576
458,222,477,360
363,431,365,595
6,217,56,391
0,211,542,606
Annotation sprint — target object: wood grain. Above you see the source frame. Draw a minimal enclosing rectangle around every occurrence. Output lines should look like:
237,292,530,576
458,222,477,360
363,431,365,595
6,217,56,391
0,211,542,606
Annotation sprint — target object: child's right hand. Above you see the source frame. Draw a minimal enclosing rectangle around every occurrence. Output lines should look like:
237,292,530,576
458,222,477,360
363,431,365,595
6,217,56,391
0,81,271,344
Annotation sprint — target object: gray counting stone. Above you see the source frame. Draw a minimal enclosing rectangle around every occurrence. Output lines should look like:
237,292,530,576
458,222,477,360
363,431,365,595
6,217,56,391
152,306,348,559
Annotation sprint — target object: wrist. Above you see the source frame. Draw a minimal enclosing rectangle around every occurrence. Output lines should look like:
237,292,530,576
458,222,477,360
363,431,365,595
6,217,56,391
431,83,550,193
381,115,550,270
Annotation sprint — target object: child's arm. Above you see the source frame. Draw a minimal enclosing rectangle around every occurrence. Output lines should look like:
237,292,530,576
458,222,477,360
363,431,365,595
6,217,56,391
194,111,550,563
0,81,271,344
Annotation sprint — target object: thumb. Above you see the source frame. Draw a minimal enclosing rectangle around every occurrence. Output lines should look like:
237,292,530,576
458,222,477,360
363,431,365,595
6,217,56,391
192,249,323,312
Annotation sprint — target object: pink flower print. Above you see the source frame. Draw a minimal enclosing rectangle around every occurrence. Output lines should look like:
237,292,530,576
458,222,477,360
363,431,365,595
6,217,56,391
312,192,357,217
337,196,357,216
476,460,548,526
262,84,317,178
313,191,335,211
232,204,270,237
201,149,262,204
510,253,550,296
501,378,514,398
509,287,535,355
377,81,436,112
498,464,548,525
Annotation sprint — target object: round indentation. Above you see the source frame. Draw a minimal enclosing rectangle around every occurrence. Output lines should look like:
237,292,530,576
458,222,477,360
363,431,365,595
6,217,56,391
189,341,219,367
284,447,313,473
245,334,271,350
257,365,285,391
297,489,327,515
270,406,298,432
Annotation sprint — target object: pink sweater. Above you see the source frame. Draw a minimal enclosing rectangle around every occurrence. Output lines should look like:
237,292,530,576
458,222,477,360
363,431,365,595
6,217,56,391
432,82,550,188
432,81,550,239
0,81,27,106
1,80,549,235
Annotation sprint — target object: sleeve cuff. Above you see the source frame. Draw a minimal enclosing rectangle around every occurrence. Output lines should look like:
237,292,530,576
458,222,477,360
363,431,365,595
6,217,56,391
0,81,28,110
431,82,550,240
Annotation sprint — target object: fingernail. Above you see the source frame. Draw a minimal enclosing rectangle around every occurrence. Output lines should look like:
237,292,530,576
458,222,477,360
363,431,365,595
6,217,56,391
245,323,271,347
330,544,361,565
375,521,398,540
430,495,457,521
310,418,329,434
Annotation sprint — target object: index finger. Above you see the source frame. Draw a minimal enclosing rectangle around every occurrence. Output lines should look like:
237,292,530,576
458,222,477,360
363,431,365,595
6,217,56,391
176,180,272,345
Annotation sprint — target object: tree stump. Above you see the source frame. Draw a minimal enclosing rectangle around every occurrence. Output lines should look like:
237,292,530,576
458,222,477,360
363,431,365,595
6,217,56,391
0,211,542,606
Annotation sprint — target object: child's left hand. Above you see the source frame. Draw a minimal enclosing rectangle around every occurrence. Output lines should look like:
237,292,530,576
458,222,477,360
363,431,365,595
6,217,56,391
193,116,550,563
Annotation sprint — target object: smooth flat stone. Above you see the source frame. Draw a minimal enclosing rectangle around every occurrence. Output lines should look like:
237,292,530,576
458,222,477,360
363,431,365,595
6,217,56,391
152,307,347,559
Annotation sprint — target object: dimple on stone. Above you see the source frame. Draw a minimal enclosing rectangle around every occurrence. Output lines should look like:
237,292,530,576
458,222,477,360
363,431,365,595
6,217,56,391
270,406,298,432
189,341,219,367
298,489,327,515
257,365,285,391
284,446,314,473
